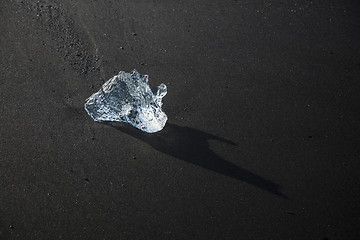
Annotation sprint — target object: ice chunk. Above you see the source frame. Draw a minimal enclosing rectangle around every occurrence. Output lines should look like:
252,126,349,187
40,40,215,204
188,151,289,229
84,70,167,133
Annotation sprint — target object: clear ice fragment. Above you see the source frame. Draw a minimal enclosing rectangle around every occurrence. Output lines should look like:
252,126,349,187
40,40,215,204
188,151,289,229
84,70,168,133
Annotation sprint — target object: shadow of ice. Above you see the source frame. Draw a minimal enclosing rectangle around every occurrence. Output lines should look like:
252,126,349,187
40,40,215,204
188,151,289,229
104,122,287,198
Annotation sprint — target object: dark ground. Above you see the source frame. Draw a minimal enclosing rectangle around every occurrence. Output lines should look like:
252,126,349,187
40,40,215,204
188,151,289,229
1,0,360,239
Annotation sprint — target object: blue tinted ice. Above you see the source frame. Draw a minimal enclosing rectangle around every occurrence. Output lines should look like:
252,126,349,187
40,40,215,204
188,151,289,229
84,70,167,133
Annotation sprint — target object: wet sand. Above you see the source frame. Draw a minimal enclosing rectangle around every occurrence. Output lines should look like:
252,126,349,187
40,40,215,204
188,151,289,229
1,0,360,239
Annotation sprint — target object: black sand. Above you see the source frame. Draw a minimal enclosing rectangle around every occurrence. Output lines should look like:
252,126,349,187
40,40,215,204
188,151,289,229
1,0,360,239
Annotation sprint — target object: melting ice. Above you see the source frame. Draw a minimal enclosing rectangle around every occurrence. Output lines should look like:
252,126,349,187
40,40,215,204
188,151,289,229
84,70,167,133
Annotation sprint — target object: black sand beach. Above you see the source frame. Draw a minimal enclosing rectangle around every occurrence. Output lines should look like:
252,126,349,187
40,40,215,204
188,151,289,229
1,0,360,239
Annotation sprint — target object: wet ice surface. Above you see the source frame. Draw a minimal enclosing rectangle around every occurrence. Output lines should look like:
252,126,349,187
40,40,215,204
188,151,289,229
84,70,167,133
